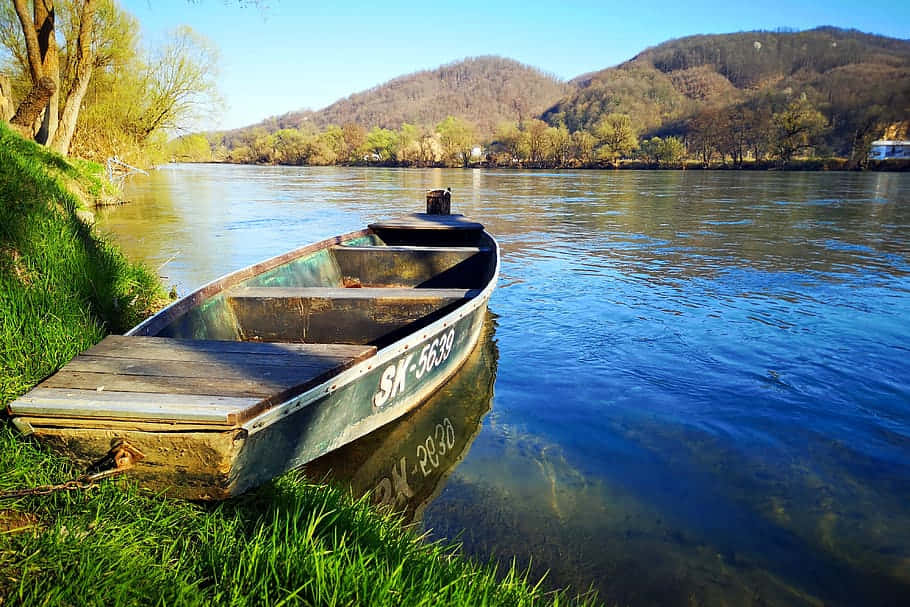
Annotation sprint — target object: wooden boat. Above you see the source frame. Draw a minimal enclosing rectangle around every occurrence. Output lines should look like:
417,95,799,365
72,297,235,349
7,199,499,500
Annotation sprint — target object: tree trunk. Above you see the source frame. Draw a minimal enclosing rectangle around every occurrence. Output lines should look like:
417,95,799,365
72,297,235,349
34,0,59,145
10,0,53,138
10,76,56,131
50,0,97,155
12,0,44,83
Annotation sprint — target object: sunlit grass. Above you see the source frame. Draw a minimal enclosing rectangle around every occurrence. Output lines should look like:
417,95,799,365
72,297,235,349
0,122,165,404
0,427,596,606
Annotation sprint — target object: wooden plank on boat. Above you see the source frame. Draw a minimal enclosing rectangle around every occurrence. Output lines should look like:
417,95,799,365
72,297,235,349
41,370,284,398
83,336,370,361
65,355,331,383
332,246,489,288
11,336,377,425
227,287,479,343
11,388,254,424
368,213,484,232
334,245,491,253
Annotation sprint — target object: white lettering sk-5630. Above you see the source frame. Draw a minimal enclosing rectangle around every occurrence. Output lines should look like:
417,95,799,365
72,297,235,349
371,329,456,409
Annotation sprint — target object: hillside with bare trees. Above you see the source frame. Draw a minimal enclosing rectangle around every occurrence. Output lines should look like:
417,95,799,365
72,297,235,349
193,27,909,168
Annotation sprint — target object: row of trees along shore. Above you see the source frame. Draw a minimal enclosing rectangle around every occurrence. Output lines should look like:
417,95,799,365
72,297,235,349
0,0,219,163
174,94,903,170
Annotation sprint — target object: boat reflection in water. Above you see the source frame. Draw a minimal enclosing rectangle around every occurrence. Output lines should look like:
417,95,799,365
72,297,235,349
304,312,498,523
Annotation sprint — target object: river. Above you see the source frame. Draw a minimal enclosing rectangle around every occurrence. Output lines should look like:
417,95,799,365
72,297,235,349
103,164,910,607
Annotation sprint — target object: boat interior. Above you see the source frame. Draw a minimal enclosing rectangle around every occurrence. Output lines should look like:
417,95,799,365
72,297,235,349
155,223,495,348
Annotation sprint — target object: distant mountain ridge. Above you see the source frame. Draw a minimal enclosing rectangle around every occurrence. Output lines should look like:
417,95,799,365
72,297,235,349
235,56,569,137
543,27,910,153
222,27,909,159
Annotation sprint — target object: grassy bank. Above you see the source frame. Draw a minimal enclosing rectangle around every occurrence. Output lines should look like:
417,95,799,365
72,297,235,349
0,123,595,606
0,122,165,403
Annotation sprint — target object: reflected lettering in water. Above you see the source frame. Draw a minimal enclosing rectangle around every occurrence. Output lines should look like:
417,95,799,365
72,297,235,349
303,313,498,524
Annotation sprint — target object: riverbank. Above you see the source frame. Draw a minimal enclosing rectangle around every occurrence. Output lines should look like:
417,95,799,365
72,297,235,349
191,157,910,172
0,124,595,606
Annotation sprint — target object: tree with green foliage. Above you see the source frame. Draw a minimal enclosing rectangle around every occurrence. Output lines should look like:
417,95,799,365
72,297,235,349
309,125,343,165
493,121,521,164
167,132,211,161
436,115,475,167
271,128,309,165
571,130,597,166
2,2,220,163
546,124,572,167
396,123,420,165
593,113,638,163
3,0,99,154
656,136,686,165
521,119,550,164
638,137,660,165
363,127,398,162
75,23,220,163
770,98,827,163
415,125,441,166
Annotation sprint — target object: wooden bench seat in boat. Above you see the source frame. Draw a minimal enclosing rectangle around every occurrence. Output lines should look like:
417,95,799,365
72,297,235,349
227,287,480,344
11,336,376,426
368,214,485,246
367,214,485,231
331,245,491,288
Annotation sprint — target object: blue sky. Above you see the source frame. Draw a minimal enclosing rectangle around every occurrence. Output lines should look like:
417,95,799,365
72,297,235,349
122,0,909,130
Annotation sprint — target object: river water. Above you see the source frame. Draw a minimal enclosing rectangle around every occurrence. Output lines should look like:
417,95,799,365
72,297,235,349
105,165,910,607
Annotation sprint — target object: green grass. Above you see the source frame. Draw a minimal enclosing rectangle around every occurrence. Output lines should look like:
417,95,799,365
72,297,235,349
0,123,597,606
0,427,594,606
0,122,165,403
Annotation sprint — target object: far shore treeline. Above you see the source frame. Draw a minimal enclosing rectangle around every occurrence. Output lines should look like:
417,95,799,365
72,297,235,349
170,108,907,171
171,27,910,171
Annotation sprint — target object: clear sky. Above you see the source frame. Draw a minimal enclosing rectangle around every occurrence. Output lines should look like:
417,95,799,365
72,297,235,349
122,0,909,131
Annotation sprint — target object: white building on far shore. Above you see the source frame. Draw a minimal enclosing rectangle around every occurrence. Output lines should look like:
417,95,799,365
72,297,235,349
869,140,910,160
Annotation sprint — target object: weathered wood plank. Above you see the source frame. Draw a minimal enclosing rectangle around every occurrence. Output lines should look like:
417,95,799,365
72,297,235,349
368,214,484,231
13,335,377,424
41,370,281,398
10,388,252,424
65,355,334,383
332,246,489,288
85,335,373,362
78,348,360,368
334,245,490,253
227,287,477,344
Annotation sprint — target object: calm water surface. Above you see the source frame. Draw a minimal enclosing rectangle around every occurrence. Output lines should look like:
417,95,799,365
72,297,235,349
104,166,910,607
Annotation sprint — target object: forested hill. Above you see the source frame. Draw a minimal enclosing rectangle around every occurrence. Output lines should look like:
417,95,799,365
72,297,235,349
240,56,569,137
200,27,908,166
543,27,910,155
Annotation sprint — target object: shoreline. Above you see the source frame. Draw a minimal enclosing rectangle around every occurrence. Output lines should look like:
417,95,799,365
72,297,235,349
172,158,910,172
